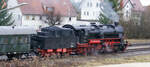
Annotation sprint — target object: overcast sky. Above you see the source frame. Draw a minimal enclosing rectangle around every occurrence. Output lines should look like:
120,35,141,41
140,0,150,6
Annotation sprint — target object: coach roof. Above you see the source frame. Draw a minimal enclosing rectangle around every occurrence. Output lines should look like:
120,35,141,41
0,26,36,35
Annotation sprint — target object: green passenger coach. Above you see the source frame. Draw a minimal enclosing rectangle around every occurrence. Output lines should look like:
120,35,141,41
0,26,36,58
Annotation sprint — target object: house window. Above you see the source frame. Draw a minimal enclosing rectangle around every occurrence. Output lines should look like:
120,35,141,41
87,2,90,7
126,11,129,17
84,11,86,15
90,2,92,7
126,14,129,17
126,11,129,14
87,2,92,7
18,15,21,20
87,12,89,16
47,8,53,12
32,16,35,20
69,17,71,21
40,16,42,20
26,16,29,20
96,3,99,7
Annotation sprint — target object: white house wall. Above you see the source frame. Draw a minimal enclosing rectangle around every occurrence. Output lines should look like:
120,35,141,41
7,0,22,26
72,0,82,3
61,17,77,25
21,15,48,29
122,2,133,21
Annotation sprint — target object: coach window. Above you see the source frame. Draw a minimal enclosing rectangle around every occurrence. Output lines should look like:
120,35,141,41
18,37,22,44
18,36,28,44
0,38,4,44
23,36,28,44
3,37,9,44
10,37,17,44
18,36,24,43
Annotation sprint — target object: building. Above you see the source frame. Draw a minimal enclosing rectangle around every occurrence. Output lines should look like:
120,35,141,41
79,0,102,20
7,0,77,29
120,0,133,21
121,0,145,21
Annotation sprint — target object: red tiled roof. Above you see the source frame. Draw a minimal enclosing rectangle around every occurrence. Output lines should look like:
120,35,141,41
121,0,145,11
120,0,133,8
40,0,77,17
18,0,44,15
17,0,77,17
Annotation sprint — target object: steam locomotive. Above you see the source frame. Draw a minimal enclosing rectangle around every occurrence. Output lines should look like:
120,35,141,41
31,23,128,56
0,23,128,59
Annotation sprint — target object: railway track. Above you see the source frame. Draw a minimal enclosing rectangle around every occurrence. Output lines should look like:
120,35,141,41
129,43,150,46
127,43,150,51
117,43,150,57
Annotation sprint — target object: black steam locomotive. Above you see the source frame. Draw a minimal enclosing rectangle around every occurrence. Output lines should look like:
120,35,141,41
31,23,128,56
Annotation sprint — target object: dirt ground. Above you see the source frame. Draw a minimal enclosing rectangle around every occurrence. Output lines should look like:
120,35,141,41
127,39,150,44
1,54,150,67
79,54,150,67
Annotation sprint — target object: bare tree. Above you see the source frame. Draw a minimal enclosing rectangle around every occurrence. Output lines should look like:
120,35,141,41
120,6,150,39
141,6,150,23
44,8,61,26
